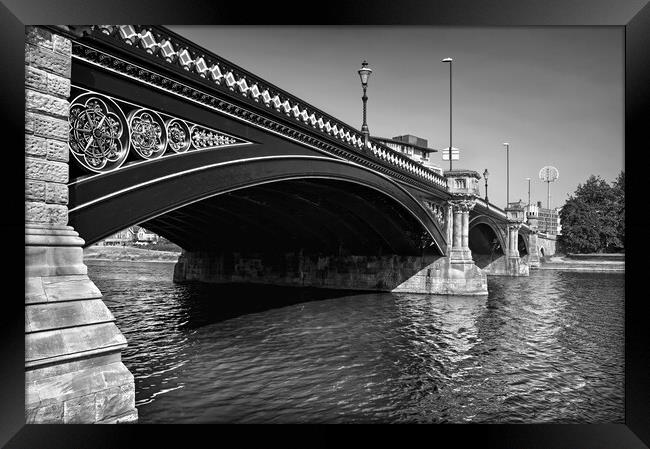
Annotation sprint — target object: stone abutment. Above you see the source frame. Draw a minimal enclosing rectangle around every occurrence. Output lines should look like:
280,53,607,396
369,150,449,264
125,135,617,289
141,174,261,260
24,27,137,424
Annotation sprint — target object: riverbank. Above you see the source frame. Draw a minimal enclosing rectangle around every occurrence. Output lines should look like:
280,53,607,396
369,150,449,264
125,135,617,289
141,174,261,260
84,245,180,263
537,254,624,272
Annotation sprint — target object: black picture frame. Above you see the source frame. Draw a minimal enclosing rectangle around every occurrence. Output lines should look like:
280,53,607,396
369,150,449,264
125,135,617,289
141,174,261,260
3,0,649,447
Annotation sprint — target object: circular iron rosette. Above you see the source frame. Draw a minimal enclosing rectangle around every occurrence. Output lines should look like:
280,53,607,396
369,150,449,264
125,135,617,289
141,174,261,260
165,118,191,153
68,93,130,173
128,108,168,160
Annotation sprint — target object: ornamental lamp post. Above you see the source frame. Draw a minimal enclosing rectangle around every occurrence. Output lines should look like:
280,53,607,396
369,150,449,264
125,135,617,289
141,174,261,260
358,60,373,148
483,169,489,203
442,57,453,171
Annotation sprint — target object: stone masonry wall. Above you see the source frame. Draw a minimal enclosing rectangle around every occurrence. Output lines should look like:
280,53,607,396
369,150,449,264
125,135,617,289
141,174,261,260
174,250,488,296
24,26,137,424
538,234,557,258
25,26,71,225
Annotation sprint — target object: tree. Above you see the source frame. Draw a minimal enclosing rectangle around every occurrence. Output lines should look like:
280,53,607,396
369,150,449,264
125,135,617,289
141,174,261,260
558,173,624,254
612,171,625,249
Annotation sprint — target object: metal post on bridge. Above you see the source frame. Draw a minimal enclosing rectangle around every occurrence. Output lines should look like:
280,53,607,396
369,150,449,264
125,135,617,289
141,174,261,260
442,57,453,172
358,60,372,149
503,142,510,207
483,169,489,204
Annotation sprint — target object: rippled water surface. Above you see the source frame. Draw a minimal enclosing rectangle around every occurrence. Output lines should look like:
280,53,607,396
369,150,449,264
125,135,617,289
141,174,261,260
88,261,624,423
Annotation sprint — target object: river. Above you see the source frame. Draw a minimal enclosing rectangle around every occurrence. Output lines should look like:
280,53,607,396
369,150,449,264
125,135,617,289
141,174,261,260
87,260,624,423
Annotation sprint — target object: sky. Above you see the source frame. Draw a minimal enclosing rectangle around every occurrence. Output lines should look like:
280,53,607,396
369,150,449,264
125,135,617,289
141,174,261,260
169,26,623,210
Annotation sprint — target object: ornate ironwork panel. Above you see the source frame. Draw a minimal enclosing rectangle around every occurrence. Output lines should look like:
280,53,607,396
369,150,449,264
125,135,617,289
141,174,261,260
68,94,130,173
68,88,251,173
128,109,167,159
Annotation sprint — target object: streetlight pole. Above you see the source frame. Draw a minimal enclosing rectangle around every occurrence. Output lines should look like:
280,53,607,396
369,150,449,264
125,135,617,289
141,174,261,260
358,61,373,148
442,58,453,171
503,142,510,207
526,177,531,209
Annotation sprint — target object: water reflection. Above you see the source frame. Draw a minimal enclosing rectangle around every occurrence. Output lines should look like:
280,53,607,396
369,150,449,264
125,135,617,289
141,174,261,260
88,261,624,423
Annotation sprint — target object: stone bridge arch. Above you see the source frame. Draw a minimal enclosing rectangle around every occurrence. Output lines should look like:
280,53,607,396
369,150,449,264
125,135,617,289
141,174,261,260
468,214,507,268
518,232,529,256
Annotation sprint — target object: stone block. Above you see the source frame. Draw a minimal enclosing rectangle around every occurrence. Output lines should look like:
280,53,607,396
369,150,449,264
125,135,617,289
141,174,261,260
26,299,114,333
45,182,68,205
25,26,53,50
64,322,127,355
26,89,69,118
26,322,125,365
25,43,71,78
25,329,66,363
25,157,68,183
46,139,69,162
26,402,63,424
52,34,72,56
96,383,135,422
25,65,48,92
25,180,46,201
47,73,71,98
25,134,48,158
63,394,97,423
25,277,47,304
25,112,68,141
42,275,102,302
47,204,68,225
26,353,121,384
25,201,47,223
25,245,87,278
30,364,110,403
100,362,135,389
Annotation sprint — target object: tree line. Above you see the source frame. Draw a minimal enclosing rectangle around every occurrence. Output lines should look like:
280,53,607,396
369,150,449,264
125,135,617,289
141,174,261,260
558,172,624,254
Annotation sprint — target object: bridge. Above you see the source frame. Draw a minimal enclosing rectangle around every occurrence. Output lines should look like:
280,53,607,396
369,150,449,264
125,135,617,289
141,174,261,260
24,25,554,423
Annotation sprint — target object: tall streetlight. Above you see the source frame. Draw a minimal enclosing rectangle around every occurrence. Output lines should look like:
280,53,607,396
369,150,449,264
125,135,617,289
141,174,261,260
525,177,531,209
358,60,373,148
503,142,510,207
483,169,489,203
442,57,453,171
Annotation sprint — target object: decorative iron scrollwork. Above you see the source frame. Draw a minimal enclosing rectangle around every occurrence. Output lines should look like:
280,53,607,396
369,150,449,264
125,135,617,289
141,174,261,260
68,89,251,174
166,119,191,153
128,109,167,159
68,93,129,173
190,125,238,149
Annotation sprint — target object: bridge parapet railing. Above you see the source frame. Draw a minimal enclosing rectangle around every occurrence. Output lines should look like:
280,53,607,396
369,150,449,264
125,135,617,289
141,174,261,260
66,25,448,190
473,199,532,233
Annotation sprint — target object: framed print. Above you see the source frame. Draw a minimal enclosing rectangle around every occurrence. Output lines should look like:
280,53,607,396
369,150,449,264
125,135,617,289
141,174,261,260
2,0,649,447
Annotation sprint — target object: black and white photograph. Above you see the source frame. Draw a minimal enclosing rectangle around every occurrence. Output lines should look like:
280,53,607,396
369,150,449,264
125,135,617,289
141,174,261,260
5,0,650,445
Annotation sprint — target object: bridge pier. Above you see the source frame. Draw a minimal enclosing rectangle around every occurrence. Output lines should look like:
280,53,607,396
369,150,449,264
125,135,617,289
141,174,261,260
525,213,541,268
174,249,488,295
24,27,137,423
505,222,529,276
502,204,530,276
